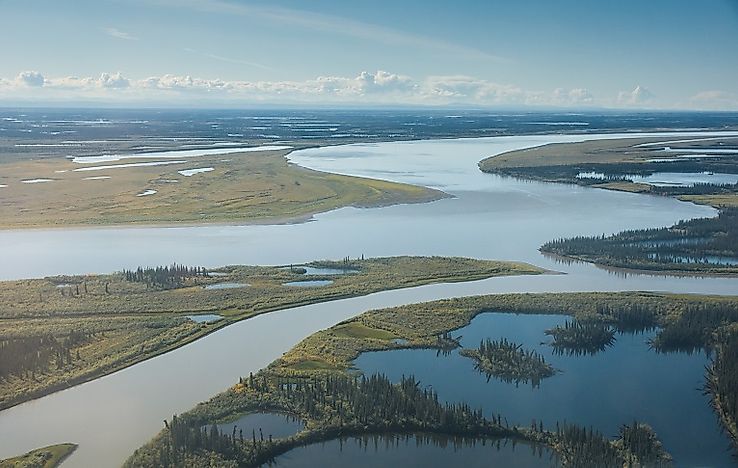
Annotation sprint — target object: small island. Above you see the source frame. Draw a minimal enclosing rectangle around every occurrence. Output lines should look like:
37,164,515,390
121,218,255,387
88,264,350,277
0,444,77,468
545,320,616,356
459,338,555,386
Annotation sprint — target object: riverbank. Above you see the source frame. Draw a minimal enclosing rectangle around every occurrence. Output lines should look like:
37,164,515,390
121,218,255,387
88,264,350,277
0,444,77,468
127,291,710,466
0,147,445,229
0,256,544,411
479,136,738,209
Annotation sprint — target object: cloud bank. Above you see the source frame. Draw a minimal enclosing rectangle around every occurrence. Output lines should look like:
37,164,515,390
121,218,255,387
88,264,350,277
0,70,733,110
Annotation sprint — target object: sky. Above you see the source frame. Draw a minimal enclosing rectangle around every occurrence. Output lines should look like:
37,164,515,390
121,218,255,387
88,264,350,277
1,0,737,109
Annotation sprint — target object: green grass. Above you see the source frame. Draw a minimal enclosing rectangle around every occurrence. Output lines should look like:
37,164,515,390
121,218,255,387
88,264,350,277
0,256,544,411
127,291,705,467
0,148,445,229
331,322,397,340
0,444,77,468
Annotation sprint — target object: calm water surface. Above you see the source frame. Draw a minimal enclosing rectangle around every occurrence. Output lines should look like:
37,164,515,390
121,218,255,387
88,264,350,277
214,412,304,440
266,434,557,468
355,313,734,467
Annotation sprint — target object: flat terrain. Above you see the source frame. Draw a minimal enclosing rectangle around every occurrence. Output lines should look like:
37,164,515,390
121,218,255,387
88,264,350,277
0,148,444,228
479,136,738,208
0,256,544,410
0,444,77,468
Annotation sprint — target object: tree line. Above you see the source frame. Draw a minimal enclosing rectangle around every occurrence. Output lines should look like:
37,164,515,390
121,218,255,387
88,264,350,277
0,330,91,380
122,264,210,289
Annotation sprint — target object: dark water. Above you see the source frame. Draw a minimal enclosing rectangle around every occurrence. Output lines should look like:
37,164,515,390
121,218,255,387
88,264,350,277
265,433,557,468
214,412,304,440
355,313,735,467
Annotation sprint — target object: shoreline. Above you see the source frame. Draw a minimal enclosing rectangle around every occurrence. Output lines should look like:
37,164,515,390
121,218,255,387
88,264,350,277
2,130,735,232
539,251,738,278
0,260,545,412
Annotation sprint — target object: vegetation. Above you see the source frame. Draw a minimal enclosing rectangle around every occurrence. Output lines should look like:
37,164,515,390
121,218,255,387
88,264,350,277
126,291,728,467
545,320,616,356
479,136,738,209
0,147,445,229
706,325,738,448
555,422,670,467
0,256,543,410
122,264,210,289
459,338,555,387
0,444,77,468
542,208,738,276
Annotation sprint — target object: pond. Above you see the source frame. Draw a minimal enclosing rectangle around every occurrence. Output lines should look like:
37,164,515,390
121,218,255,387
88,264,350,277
213,412,304,440
186,314,223,323
647,254,738,266
577,171,738,187
265,433,556,468
354,312,734,467
203,282,249,290
301,266,358,275
283,280,334,287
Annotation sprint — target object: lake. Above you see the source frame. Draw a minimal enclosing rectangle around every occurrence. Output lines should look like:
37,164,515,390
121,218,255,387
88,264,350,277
355,312,734,467
266,433,557,468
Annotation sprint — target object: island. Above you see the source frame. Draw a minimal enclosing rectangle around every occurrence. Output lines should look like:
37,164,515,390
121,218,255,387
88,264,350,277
0,256,544,411
0,147,444,229
0,444,77,468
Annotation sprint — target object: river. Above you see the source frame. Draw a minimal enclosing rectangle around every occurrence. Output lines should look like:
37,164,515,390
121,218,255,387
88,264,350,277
1,132,737,466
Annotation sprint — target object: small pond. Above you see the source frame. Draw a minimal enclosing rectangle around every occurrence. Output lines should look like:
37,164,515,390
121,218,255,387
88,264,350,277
302,266,358,275
283,280,334,287
647,254,738,266
264,433,556,467
203,282,249,290
186,314,223,324
577,171,738,187
214,412,304,440
354,312,734,467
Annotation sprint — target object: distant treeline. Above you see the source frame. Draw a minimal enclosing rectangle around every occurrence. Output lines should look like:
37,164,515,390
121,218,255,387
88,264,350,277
483,154,738,198
541,208,738,273
0,331,91,380
122,264,210,289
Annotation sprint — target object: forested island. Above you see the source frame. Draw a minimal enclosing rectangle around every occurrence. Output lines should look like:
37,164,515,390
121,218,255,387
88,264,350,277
459,338,556,386
542,208,738,275
127,290,738,467
0,256,543,411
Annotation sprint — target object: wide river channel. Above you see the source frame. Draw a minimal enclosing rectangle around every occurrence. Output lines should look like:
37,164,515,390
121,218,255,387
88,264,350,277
1,132,738,467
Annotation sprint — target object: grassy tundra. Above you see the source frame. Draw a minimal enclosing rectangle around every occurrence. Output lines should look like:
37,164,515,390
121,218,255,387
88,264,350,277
0,256,543,411
0,147,444,229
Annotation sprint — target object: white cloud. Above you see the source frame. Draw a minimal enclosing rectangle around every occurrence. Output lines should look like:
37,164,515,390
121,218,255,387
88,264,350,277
8,70,730,110
104,27,138,41
100,72,130,89
16,71,45,87
617,85,654,107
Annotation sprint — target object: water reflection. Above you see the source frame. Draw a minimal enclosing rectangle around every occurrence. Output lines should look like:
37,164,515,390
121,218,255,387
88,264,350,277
265,433,557,468
355,312,734,467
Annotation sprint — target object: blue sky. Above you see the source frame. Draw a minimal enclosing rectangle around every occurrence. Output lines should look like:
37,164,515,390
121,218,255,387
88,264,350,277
1,0,737,109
